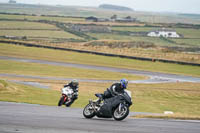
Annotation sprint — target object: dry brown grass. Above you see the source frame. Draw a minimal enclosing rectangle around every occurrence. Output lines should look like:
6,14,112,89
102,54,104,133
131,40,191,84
0,80,24,94
1,39,200,64
44,40,200,64
0,83,4,89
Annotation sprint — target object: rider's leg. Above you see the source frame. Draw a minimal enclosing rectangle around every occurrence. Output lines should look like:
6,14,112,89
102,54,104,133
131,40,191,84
103,90,112,99
65,96,78,107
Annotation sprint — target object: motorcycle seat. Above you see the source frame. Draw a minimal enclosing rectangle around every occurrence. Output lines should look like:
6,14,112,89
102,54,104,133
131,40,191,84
95,93,102,98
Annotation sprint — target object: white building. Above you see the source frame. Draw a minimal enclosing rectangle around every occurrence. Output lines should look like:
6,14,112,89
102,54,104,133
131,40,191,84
147,28,180,38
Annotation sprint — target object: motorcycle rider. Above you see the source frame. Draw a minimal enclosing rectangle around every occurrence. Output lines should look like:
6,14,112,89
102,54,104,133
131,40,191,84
63,79,79,107
100,78,128,100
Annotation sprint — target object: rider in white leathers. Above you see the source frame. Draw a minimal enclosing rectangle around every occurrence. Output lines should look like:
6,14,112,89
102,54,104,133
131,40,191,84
63,79,79,107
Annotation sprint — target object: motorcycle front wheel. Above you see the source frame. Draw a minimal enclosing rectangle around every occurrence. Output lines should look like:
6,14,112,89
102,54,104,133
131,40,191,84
58,96,66,106
83,104,95,119
113,105,129,121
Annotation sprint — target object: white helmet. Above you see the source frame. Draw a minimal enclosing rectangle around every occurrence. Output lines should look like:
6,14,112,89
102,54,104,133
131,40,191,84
71,79,79,87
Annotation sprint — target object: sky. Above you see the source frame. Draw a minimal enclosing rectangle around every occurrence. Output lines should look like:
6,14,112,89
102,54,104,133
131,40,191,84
1,0,200,14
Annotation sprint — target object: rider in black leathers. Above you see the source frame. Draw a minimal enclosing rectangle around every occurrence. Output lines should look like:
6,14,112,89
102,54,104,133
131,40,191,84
64,79,79,107
101,79,128,100
93,79,129,117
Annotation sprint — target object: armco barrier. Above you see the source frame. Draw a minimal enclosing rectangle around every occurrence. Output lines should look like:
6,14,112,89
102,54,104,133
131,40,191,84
0,40,200,66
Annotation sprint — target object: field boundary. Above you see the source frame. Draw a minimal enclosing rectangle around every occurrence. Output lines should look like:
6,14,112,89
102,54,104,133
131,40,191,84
0,40,200,66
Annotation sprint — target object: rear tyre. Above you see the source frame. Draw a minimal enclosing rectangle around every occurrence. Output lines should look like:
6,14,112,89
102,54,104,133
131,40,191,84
113,105,129,121
58,96,65,106
83,104,95,118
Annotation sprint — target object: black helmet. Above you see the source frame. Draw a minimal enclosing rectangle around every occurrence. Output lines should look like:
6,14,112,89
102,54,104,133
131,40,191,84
71,79,79,87
120,79,128,89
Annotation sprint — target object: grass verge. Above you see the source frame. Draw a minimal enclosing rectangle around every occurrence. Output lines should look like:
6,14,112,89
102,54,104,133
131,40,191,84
129,83,200,116
132,114,200,120
0,80,60,105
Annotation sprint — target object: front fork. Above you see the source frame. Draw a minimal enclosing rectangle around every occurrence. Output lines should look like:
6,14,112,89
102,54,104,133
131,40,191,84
118,103,122,112
89,100,100,112
118,103,126,112
62,94,68,103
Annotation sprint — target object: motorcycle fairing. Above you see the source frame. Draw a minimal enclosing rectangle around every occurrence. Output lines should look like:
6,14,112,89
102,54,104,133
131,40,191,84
96,96,123,118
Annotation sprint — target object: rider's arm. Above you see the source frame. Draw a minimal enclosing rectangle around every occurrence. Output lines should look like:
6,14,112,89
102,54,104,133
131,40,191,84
64,84,69,87
74,87,79,92
110,85,120,96
64,82,73,87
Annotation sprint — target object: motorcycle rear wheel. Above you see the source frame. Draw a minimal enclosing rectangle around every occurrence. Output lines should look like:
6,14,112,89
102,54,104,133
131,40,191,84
83,104,95,118
113,105,129,121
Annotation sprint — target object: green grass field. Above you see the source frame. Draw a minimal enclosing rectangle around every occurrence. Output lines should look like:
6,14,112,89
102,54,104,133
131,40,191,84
87,33,134,40
0,14,85,23
0,43,200,77
0,21,59,29
87,33,176,46
0,21,82,40
176,28,200,38
0,59,144,80
111,26,155,32
0,30,81,39
171,38,200,46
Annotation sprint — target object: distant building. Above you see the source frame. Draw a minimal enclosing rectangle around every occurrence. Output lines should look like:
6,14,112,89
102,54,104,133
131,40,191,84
70,25,111,33
97,18,110,22
147,28,180,38
9,0,16,4
115,17,136,22
110,14,117,20
85,16,109,22
85,16,98,22
111,15,136,22
86,15,136,23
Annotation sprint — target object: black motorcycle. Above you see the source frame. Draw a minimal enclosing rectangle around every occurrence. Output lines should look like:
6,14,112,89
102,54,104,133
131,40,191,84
83,90,132,121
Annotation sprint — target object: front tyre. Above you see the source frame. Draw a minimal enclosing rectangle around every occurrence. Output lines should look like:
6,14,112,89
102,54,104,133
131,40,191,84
83,104,95,119
113,105,129,121
58,96,65,106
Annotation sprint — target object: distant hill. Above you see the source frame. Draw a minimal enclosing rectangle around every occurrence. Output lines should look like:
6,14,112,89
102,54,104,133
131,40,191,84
179,13,200,19
99,4,133,11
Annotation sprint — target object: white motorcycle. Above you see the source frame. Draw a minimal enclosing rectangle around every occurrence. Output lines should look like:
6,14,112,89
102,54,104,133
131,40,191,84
58,87,74,106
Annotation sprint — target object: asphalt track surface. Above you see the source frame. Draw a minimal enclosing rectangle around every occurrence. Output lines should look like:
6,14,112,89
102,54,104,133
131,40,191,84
1,56,200,83
0,102,200,133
